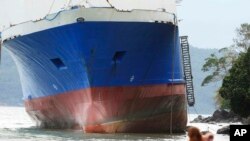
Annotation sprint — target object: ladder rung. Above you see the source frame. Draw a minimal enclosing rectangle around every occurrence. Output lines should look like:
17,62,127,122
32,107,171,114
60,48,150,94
180,36,195,106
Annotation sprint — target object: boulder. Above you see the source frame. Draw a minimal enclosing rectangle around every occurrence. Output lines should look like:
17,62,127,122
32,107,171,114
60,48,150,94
211,109,230,121
191,109,242,123
191,115,204,123
217,126,230,134
242,116,250,124
203,116,213,123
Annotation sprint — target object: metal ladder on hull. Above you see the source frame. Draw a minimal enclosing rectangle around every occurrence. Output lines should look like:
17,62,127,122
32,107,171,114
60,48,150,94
180,36,195,106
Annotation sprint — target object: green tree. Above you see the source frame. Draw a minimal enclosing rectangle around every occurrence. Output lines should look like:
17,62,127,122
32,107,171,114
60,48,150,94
201,23,250,110
219,48,250,117
201,47,238,86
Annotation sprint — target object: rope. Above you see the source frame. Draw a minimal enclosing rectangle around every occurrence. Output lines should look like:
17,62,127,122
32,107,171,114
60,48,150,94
44,11,63,21
106,0,114,7
43,0,62,21
46,0,56,16
193,106,199,116
187,105,200,119
44,0,71,21
170,14,177,136
66,0,72,8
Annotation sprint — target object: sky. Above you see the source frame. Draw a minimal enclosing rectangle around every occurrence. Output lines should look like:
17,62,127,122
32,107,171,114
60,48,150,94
178,0,250,49
0,0,250,49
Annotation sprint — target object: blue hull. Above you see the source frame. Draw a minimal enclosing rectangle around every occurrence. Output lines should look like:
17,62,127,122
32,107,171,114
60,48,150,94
4,22,184,100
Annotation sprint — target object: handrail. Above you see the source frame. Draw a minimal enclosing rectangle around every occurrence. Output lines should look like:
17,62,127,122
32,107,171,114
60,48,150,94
1,5,176,32
1,7,177,42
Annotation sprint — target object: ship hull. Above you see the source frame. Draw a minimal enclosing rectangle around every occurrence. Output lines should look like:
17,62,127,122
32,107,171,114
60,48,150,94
25,84,187,133
3,8,187,133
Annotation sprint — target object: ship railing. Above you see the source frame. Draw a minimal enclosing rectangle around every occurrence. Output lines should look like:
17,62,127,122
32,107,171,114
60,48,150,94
1,6,177,42
2,6,177,30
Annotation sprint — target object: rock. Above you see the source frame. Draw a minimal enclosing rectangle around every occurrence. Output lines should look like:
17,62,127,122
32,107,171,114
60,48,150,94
203,117,213,123
242,116,250,124
217,126,230,135
208,121,216,124
232,117,241,122
190,109,243,123
211,109,230,121
228,111,238,118
191,115,204,123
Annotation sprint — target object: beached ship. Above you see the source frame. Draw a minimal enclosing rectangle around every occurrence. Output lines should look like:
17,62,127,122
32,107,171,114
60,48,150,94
1,0,190,133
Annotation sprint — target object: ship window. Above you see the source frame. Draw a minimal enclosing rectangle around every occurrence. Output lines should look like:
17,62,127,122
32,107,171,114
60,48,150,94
112,51,126,63
50,58,67,70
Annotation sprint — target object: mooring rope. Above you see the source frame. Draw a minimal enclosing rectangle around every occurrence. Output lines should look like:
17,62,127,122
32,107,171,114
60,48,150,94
188,105,200,119
46,0,56,16
106,0,114,7
66,0,73,8
44,0,72,21
193,106,200,116
170,13,177,137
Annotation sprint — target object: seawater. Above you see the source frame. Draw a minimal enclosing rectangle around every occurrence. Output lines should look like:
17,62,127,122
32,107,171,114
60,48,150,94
0,106,229,141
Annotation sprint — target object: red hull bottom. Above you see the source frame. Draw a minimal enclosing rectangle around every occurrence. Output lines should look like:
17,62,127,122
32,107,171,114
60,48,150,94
25,84,187,133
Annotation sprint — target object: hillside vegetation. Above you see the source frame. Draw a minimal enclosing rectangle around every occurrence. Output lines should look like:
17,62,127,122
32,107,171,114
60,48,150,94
219,48,250,117
201,23,250,117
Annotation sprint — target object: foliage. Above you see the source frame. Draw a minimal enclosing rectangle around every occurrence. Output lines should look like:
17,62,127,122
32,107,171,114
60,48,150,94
214,91,230,109
201,47,238,86
234,23,250,52
219,48,250,117
201,23,250,114
201,23,250,86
